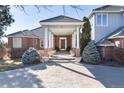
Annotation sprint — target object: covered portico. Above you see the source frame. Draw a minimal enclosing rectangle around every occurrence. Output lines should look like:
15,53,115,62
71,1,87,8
40,15,83,57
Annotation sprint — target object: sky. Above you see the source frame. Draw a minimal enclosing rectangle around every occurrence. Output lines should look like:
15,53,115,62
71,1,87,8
4,5,101,42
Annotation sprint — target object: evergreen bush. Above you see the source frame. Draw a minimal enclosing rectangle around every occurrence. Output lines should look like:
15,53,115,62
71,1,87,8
82,41,101,64
21,47,41,64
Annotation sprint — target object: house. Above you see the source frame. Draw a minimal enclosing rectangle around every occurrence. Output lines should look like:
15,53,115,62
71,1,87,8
89,5,124,60
7,15,83,57
8,5,124,60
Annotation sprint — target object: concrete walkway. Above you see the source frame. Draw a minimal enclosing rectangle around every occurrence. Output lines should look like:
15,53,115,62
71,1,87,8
0,60,124,88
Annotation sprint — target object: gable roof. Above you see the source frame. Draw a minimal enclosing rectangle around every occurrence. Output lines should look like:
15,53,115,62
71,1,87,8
93,5,124,11
40,15,82,22
7,27,43,38
89,5,124,18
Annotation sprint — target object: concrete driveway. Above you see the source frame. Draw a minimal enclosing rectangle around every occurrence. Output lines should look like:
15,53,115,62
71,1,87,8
0,60,124,88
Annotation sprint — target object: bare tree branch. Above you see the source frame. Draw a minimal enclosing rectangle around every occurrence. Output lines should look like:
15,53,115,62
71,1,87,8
14,5,85,17
42,5,54,12
62,6,65,15
14,5,29,16
70,5,85,11
34,5,41,13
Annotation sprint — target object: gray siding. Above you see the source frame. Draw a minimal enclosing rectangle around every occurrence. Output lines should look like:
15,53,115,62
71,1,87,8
94,13,123,42
31,27,45,40
121,12,124,25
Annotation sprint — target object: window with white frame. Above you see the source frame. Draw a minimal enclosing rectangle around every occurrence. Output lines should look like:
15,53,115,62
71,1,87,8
96,14,108,26
13,38,22,48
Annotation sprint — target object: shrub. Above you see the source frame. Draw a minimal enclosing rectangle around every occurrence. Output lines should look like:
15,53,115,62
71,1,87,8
82,40,102,64
113,47,124,65
21,47,41,64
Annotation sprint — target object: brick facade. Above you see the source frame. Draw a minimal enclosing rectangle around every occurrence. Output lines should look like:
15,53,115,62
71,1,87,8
8,36,81,57
8,37,41,50
97,46,114,61
97,38,124,61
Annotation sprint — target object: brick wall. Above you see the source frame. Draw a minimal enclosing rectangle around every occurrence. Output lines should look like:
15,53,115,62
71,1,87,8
97,46,114,61
8,37,40,49
8,37,13,48
7,37,41,58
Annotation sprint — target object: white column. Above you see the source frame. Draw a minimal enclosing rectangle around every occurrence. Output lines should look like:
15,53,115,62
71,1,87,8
44,27,48,48
51,33,54,48
73,31,76,48
49,31,52,48
76,27,79,48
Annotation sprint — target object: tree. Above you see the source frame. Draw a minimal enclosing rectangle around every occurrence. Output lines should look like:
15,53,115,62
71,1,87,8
0,5,14,48
82,41,101,64
0,5,14,37
80,17,91,54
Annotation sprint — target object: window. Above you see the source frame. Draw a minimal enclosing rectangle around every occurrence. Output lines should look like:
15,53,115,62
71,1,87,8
33,39,37,47
96,14,108,26
13,38,22,48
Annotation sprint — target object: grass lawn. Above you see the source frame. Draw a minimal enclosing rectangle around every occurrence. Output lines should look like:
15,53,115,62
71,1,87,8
0,59,22,72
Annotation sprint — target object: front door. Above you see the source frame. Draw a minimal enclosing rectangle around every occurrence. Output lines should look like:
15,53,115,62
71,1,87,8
59,37,67,50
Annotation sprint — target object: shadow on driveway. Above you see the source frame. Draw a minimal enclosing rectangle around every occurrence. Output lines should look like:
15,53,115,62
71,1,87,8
0,63,47,88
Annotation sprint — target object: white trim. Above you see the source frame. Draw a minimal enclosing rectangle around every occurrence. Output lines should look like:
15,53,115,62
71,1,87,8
96,44,115,46
40,22,83,26
108,36,124,39
89,10,123,19
13,37,22,48
44,27,48,48
96,13,108,27
76,27,79,48
59,37,67,50
51,33,54,48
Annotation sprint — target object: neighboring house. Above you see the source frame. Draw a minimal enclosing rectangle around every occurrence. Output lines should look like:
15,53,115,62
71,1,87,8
7,15,83,57
89,5,124,60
